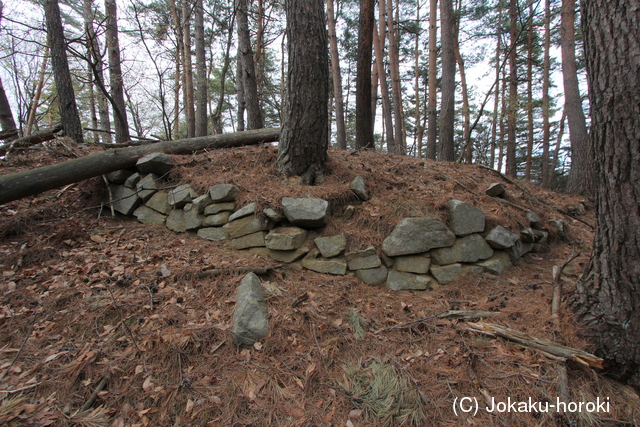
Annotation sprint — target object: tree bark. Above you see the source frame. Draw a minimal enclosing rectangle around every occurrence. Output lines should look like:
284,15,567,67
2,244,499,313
414,3,423,158
439,0,455,161
525,0,535,181
373,21,395,152
236,0,263,130
426,0,437,160
506,0,518,177
105,0,129,144
327,0,347,150
562,0,591,195
25,47,49,137
44,0,84,145
278,0,329,184
387,0,405,155
0,78,17,140
181,0,196,137
194,0,208,136
168,0,183,139
454,20,471,164
575,0,640,386
0,124,63,156
0,128,280,205
541,0,551,187
490,1,502,169
355,0,375,150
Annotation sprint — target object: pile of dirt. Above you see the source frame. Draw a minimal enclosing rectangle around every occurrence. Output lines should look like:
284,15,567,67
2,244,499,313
0,145,638,426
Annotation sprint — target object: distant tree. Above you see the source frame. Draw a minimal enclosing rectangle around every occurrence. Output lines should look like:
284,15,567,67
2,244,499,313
327,0,346,149
44,0,84,144
575,0,640,387
439,0,455,161
277,0,329,185
194,0,207,136
105,0,129,143
181,0,195,137
505,0,518,176
354,0,375,149
426,0,438,160
541,0,552,187
236,0,263,130
386,0,405,154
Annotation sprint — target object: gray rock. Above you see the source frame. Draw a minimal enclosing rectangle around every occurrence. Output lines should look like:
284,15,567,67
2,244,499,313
265,247,310,263
447,200,485,236
380,252,395,268
232,273,269,347
301,250,347,275
124,172,141,189
526,210,541,226
197,227,230,241
394,254,431,274
506,241,534,262
110,184,141,215
136,174,162,202
549,219,567,239
209,184,239,203
521,227,537,243
191,194,213,213
343,205,355,220
229,202,258,222
315,235,347,258
184,206,204,230
430,234,494,265
204,203,236,215
350,176,369,201
386,270,431,291
430,263,463,284
105,169,133,184
232,231,267,250
224,215,271,238
136,152,174,177
263,208,284,223
485,226,520,249
203,212,231,227
476,252,512,275
345,246,381,271
146,190,170,214
133,205,166,225
462,265,485,275
166,209,187,232
168,184,196,208
265,227,308,251
486,183,506,197
282,197,330,228
355,266,388,286
382,217,456,257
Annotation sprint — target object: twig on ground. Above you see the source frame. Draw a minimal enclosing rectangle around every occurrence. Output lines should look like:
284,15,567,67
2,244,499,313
374,310,499,334
79,376,108,413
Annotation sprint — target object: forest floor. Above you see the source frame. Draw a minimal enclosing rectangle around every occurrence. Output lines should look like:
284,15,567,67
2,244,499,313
0,143,639,426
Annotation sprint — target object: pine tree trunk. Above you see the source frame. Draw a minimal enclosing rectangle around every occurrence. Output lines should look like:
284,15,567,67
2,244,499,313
541,0,551,187
44,0,84,145
426,0,438,160
278,0,329,184
575,0,640,386
327,0,347,150
236,60,245,132
105,0,129,144
0,78,17,140
506,0,518,177
525,1,535,180
355,0,375,150
439,0,455,161
25,48,48,136
490,2,502,169
387,0,405,155
212,12,235,135
373,21,395,152
562,0,591,195
168,0,182,139
182,0,196,137
194,0,208,136
236,0,263,130
414,3,423,158
454,21,471,164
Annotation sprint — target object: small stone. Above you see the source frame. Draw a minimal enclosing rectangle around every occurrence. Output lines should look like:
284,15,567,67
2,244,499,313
265,247,310,263
526,210,541,226
197,227,230,241
350,176,369,201
203,212,231,227
549,219,567,239
430,263,463,284
345,247,381,271
124,172,141,189
224,215,271,238
229,202,258,222
133,205,166,225
430,234,494,264
386,270,431,291
209,184,239,203
232,231,267,250
136,152,174,177
355,266,388,286
394,254,431,274
204,203,236,215
169,184,196,208
265,227,308,251
263,208,284,223
191,194,213,213
485,226,520,249
232,273,269,348
282,197,330,228
343,205,355,220
486,183,506,197
301,250,347,275
314,235,347,258
462,265,485,275
476,252,512,275
166,209,187,232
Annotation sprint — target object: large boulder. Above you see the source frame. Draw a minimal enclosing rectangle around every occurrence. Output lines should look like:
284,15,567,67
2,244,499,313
232,273,269,347
447,200,485,236
386,270,432,291
430,234,494,265
136,152,174,177
282,197,330,228
382,217,455,257
485,226,520,249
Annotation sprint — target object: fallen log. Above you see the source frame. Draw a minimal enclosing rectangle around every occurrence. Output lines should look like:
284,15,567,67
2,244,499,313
0,124,63,156
0,127,280,205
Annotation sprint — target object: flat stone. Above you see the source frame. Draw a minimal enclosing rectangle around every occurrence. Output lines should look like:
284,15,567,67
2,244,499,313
301,250,347,275
430,234,494,265
133,205,166,225
265,247,310,263
430,263,463,284
184,207,204,230
263,208,284,222
345,246,381,271
229,202,258,222
462,265,485,275
168,184,196,208
190,194,212,213
394,254,431,274
224,215,271,238
265,227,308,251
105,169,133,184
232,231,267,250
136,152,174,177
209,184,239,203
314,235,346,258
197,227,230,241
124,172,141,189
382,217,456,257
110,184,141,215
136,174,162,202
476,252,512,275
282,197,330,228
166,209,187,232
355,266,388,286
203,212,231,227
485,226,520,249
204,203,236,215
447,200,485,236
386,270,431,291
486,183,506,197
146,190,170,214
232,273,269,347
350,176,369,201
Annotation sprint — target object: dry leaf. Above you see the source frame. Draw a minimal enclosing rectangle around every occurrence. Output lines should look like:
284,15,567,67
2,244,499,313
185,399,194,414
142,376,154,390
90,235,106,244
135,365,145,375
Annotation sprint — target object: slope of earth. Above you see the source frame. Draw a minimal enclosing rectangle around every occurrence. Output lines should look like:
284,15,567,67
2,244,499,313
0,144,638,426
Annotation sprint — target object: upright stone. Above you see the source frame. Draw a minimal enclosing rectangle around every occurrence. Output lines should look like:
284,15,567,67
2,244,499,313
447,200,485,236
209,184,239,203
110,185,140,215
136,152,174,177
350,176,369,201
281,197,330,228
146,190,170,214
382,217,456,257
184,205,204,230
166,209,187,232
124,172,141,189
232,273,269,347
